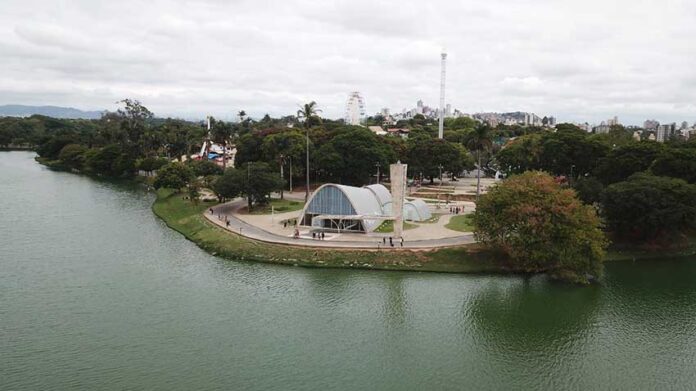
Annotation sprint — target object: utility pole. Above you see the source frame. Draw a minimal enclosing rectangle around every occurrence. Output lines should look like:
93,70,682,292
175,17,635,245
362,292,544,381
375,162,381,184
289,157,293,192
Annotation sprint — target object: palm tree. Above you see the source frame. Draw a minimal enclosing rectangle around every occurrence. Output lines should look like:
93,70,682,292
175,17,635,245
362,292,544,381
465,123,493,200
296,101,322,202
238,110,246,122
211,119,233,170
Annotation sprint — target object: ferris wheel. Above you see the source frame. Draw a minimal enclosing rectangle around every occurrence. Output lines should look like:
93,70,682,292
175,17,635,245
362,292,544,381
345,91,366,126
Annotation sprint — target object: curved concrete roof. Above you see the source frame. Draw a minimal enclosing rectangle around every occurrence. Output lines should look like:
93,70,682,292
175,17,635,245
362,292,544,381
301,183,432,232
364,184,392,207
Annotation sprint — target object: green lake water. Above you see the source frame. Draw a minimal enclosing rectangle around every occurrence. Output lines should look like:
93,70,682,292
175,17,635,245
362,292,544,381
2,151,696,390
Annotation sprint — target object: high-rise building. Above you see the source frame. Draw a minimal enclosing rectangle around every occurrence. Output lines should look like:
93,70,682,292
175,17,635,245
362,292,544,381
644,119,659,131
656,123,676,142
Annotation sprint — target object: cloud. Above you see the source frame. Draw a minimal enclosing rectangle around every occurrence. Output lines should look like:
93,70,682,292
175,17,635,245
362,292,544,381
0,0,695,125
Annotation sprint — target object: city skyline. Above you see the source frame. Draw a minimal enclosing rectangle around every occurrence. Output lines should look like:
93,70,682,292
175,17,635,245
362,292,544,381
2,0,696,126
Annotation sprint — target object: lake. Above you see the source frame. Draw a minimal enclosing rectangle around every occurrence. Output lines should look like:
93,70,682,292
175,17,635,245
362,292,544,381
2,151,696,390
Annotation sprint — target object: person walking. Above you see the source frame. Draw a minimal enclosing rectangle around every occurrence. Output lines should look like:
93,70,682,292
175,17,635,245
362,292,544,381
321,232,325,240
389,237,393,247
400,237,404,247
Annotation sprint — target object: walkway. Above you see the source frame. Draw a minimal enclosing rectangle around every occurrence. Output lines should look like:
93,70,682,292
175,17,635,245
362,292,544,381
205,199,475,250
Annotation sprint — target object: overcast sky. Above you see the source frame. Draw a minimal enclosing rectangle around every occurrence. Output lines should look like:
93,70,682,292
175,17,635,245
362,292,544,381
1,0,695,125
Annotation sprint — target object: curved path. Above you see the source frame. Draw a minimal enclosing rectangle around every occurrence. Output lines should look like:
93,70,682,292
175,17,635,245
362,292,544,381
206,199,475,250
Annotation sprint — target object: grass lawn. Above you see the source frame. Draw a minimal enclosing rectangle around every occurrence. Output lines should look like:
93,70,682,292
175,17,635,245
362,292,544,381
151,189,506,273
445,214,475,232
245,198,304,215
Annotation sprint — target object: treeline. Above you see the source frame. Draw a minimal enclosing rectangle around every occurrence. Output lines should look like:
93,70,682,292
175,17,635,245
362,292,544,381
497,123,696,245
5,100,512,183
6,99,498,208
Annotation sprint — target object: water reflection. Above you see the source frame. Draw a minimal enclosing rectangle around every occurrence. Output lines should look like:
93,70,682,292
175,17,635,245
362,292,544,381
467,275,602,351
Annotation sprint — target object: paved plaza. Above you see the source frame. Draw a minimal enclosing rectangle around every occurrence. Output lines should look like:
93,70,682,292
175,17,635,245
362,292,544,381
204,175,496,249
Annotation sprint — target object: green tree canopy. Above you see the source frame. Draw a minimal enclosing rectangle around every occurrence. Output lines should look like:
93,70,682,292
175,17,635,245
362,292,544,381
84,144,135,176
58,144,88,170
473,171,607,283
153,162,194,191
650,148,696,183
594,141,664,184
406,134,472,180
601,173,696,241
316,128,393,186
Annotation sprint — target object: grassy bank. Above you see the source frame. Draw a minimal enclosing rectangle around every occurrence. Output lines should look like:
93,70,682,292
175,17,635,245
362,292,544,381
445,214,475,232
152,189,509,274
605,236,696,262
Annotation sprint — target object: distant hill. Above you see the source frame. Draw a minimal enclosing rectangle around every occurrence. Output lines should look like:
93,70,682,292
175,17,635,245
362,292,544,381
0,105,104,119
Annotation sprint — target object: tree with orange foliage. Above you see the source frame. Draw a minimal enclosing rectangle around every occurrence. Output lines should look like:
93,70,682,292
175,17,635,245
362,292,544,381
473,171,607,283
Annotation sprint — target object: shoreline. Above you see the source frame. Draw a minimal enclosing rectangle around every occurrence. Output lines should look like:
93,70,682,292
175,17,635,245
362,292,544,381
27,155,696,272
151,189,512,274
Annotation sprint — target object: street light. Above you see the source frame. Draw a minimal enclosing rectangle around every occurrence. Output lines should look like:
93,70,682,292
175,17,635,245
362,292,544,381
375,162,381,185
279,153,285,200
305,124,310,203
438,164,444,187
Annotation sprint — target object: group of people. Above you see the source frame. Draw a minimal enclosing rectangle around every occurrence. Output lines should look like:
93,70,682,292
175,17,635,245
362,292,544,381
210,208,232,228
381,236,404,248
312,231,326,240
449,205,464,214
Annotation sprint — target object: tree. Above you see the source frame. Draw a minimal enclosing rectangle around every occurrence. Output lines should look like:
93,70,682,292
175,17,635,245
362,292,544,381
464,123,493,199
241,162,284,210
315,128,393,186
137,156,169,174
572,176,604,205
115,99,153,156
406,134,472,182
473,171,607,283
212,169,243,202
650,148,696,183
58,144,88,170
153,162,194,191
601,173,696,242
188,159,223,177
261,130,306,198
84,144,134,176
297,101,322,201
211,118,234,170
594,141,664,184
496,133,544,175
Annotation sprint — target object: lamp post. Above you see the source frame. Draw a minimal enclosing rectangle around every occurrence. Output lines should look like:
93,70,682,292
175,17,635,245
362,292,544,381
246,162,253,211
288,157,293,193
438,164,444,187
570,164,575,185
375,162,381,185
305,126,310,203
279,154,285,200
